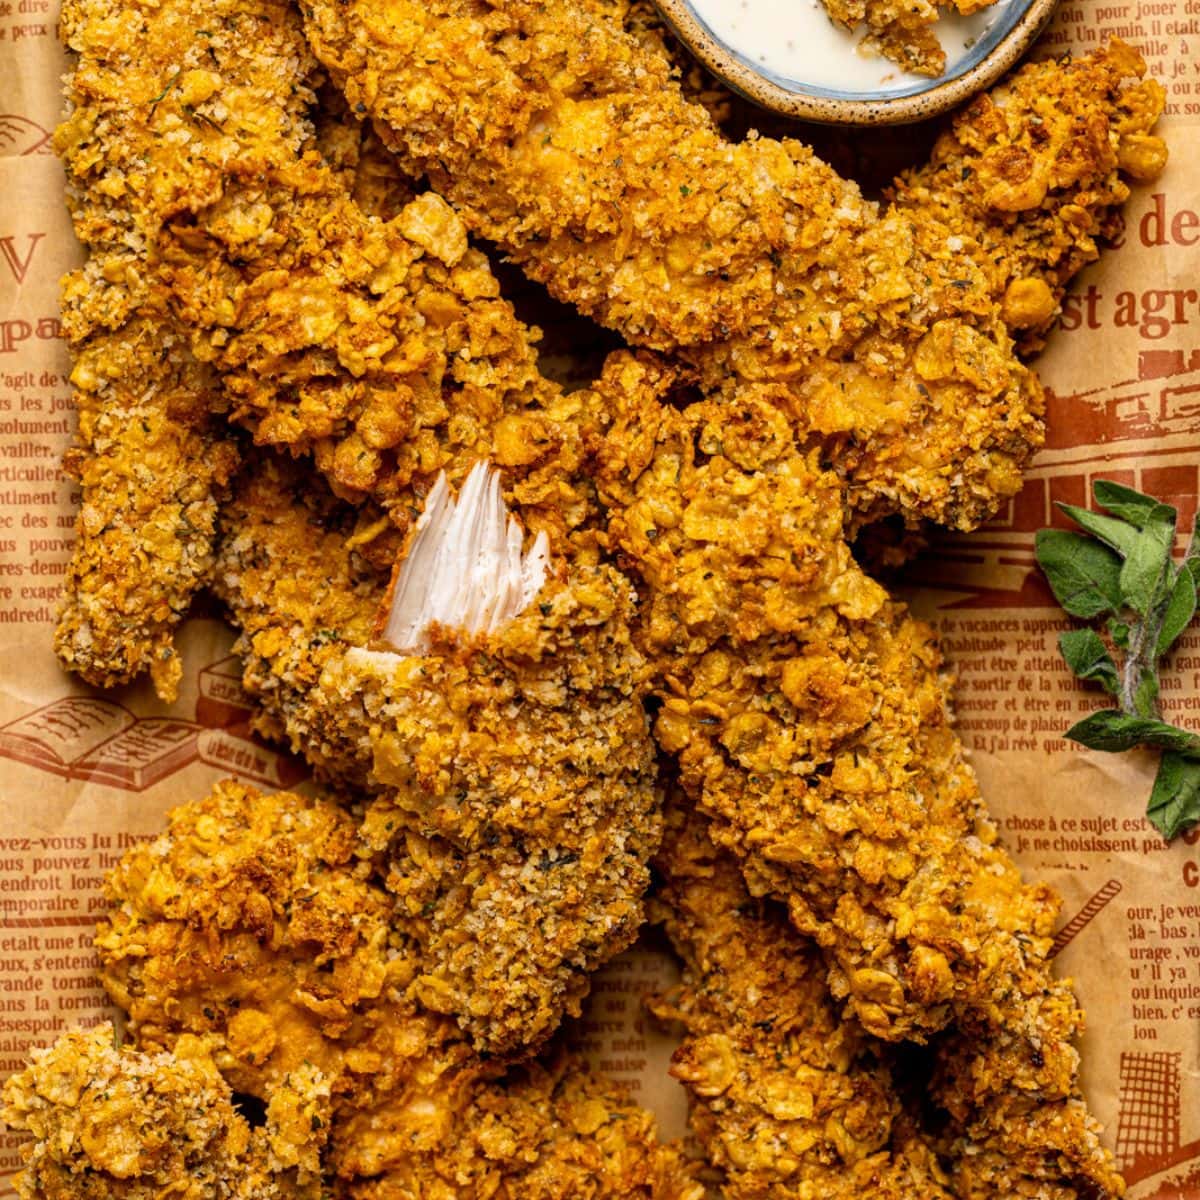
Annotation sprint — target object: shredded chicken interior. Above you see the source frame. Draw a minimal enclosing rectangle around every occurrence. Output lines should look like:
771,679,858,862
380,461,552,653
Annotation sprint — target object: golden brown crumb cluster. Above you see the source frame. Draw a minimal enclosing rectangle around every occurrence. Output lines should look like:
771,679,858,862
215,459,659,1056
821,0,998,77
1,1026,286,1200
68,781,698,1198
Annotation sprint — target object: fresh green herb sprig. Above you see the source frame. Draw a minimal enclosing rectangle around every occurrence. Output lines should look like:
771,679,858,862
1035,480,1200,840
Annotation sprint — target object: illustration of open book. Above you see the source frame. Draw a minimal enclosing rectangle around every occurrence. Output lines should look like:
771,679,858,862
0,696,199,791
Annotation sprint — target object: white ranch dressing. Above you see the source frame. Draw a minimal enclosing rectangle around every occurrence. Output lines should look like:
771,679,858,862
686,0,1016,94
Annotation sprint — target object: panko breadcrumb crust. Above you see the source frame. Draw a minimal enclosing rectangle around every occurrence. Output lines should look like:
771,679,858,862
2,783,700,1200
215,458,660,1057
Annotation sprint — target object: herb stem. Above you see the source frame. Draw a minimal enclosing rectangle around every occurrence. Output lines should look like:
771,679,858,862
1120,615,1159,719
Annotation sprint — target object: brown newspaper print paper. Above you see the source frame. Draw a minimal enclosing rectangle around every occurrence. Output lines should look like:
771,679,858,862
1,0,1199,1194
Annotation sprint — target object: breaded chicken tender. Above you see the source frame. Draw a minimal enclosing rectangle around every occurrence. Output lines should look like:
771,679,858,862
0,1025,290,1200
52,17,242,701
303,0,1163,530
53,319,237,701
650,802,955,1200
892,39,1168,352
592,354,1122,1196
93,779,699,1199
651,804,1121,1199
211,457,659,1056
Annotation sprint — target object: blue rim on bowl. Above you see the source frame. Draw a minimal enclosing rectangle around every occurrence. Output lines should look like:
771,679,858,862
653,0,1060,124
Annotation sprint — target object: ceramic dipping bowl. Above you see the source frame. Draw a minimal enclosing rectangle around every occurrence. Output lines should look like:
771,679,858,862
653,0,1060,124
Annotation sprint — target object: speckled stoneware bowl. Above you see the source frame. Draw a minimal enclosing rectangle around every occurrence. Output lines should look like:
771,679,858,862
655,0,1059,124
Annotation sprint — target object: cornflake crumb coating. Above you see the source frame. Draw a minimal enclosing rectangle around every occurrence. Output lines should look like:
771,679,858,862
90,779,701,1199
0,1025,289,1200
214,458,660,1056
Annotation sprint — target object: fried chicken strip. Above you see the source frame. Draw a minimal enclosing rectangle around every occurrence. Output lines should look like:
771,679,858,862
53,317,236,701
651,802,1121,1199
211,456,658,1056
92,779,699,1199
53,27,241,700
593,354,1122,1196
650,801,955,1199
303,0,1163,529
1,1025,291,1200
891,39,1168,353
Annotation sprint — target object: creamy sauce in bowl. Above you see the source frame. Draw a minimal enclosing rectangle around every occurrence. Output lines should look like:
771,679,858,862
683,0,1018,96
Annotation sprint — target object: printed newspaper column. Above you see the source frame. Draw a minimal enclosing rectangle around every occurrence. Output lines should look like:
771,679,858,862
910,3,1200,1195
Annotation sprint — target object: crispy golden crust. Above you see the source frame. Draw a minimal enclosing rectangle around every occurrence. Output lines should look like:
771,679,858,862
650,803,955,1200
652,804,1122,1199
314,88,418,221
53,318,237,702
54,0,594,697
0,1026,289,1200
303,0,1162,531
52,0,251,701
892,40,1167,352
618,0,734,125
931,999,1126,1199
94,780,699,1199
212,458,660,1056
595,356,1122,1195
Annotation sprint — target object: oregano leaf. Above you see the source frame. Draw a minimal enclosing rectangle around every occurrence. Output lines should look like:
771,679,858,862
1040,481,1200,842
1183,512,1200,589
1066,710,1200,755
1146,751,1200,841
1035,530,1123,619
1119,505,1176,616
1093,480,1164,528
1156,567,1198,659
1057,629,1119,695
1057,502,1140,557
